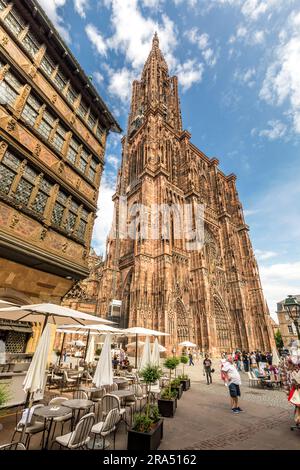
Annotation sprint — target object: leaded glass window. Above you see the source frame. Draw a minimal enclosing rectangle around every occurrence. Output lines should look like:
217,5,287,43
65,199,79,232
38,110,54,140
78,149,89,173
51,190,67,226
77,100,88,120
14,178,33,205
0,71,22,107
40,53,56,77
96,123,104,141
21,94,41,127
4,8,26,37
88,159,97,182
77,208,89,239
87,112,96,131
52,124,66,153
67,137,79,164
22,31,40,58
54,70,67,91
2,151,21,171
0,164,15,194
66,85,77,106
31,178,52,215
0,1,8,11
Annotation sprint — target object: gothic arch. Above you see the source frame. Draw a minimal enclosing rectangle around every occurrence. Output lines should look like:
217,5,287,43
213,295,232,351
121,268,133,328
176,299,189,343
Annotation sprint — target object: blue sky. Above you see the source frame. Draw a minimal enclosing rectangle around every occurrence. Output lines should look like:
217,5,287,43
38,0,300,318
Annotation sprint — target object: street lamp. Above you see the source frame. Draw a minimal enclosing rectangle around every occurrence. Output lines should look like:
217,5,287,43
283,295,300,340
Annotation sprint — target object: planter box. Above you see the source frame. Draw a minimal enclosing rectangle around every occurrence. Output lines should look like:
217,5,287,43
171,383,183,399
158,398,176,417
180,379,191,391
127,419,163,450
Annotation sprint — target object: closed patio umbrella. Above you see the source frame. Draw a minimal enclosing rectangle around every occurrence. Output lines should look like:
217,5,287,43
151,338,161,367
93,333,113,388
139,336,152,370
85,336,95,364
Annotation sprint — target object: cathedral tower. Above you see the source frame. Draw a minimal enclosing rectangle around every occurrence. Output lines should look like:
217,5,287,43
97,34,274,354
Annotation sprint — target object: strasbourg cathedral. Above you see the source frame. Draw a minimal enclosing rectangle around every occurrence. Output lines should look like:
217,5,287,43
64,34,275,355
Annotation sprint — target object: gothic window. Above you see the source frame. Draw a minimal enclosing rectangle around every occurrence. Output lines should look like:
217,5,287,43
51,190,67,226
0,70,22,107
88,158,97,182
77,100,88,120
214,297,231,350
53,70,67,91
65,199,79,232
78,148,89,174
52,124,66,153
77,208,89,239
0,151,20,194
40,53,56,77
38,110,54,140
87,111,96,131
4,8,26,37
22,31,41,58
21,94,41,127
176,300,189,342
67,137,79,164
66,85,77,106
15,166,37,206
31,178,53,215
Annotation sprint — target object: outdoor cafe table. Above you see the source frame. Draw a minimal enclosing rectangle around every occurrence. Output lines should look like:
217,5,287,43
78,386,102,399
113,377,129,389
33,405,71,449
63,399,94,430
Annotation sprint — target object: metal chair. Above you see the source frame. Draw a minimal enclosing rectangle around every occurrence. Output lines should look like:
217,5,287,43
48,396,72,439
0,442,26,450
91,408,120,450
73,389,89,400
62,370,77,390
11,404,47,449
53,412,95,449
90,387,106,420
102,394,127,428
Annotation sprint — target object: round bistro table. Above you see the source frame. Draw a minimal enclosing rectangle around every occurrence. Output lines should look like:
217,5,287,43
33,405,71,449
62,399,94,430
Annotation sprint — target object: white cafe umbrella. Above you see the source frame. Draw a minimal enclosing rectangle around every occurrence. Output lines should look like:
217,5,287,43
272,348,280,365
93,333,113,388
179,341,197,348
85,336,95,364
139,336,152,370
151,338,161,367
125,327,169,368
0,303,115,326
21,324,51,442
69,340,86,347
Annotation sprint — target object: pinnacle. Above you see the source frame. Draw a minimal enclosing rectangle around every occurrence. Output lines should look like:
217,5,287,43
152,31,159,47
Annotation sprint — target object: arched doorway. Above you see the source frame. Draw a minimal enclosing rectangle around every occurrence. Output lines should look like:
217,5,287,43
176,299,189,343
214,296,232,351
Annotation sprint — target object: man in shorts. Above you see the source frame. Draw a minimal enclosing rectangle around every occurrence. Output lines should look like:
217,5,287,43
222,355,243,414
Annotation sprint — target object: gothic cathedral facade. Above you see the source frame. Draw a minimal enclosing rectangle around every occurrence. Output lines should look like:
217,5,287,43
97,34,274,355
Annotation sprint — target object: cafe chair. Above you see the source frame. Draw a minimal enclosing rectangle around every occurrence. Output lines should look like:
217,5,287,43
11,404,47,449
0,442,26,450
91,408,120,450
53,412,95,450
48,396,72,439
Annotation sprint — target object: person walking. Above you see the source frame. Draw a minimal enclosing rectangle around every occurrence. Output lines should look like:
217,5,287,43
203,354,213,385
222,355,243,414
188,351,194,366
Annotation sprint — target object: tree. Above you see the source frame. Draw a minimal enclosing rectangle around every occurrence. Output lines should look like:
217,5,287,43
274,329,283,349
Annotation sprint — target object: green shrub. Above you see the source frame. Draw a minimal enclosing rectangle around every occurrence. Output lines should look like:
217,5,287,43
160,388,177,400
139,365,162,419
178,374,188,381
132,405,161,433
164,356,180,370
0,384,10,408
171,378,181,388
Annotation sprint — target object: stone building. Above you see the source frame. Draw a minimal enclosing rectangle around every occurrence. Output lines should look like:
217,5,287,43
0,0,120,353
96,34,274,355
277,296,300,347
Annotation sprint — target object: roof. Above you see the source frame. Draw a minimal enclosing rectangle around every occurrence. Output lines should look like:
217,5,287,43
23,0,121,133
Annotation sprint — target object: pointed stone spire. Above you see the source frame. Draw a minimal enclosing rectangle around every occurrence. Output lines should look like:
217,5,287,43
152,31,159,48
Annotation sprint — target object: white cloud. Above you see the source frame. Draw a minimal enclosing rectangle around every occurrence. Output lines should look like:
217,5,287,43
260,13,300,134
92,171,116,255
255,249,278,260
252,30,265,44
176,60,204,91
259,261,300,316
234,67,256,88
74,0,89,18
37,0,71,43
107,67,137,102
85,24,107,56
141,0,163,7
107,154,120,168
257,119,287,140
93,71,104,85
186,28,217,67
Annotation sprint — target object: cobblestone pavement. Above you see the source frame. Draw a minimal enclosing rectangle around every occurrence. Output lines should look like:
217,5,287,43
160,363,300,450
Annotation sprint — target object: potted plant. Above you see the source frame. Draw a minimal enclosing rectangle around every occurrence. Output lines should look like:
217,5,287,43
127,365,163,450
0,384,10,432
170,377,183,399
158,357,179,418
178,355,191,391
